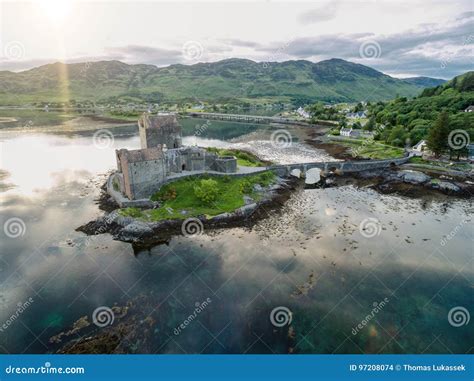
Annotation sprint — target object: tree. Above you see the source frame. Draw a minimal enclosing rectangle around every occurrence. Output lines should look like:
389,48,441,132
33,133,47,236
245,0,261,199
364,117,376,131
339,115,347,128
353,102,364,112
426,111,450,157
194,179,219,204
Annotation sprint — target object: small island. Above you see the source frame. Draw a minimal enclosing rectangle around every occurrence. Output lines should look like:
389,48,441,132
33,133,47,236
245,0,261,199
82,113,294,244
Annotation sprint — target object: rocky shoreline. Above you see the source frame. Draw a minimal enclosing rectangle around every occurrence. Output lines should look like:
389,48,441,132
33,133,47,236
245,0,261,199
77,176,299,247
78,164,472,247
354,167,474,197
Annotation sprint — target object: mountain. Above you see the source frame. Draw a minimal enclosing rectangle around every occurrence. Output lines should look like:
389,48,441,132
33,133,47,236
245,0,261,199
0,58,449,105
401,76,446,88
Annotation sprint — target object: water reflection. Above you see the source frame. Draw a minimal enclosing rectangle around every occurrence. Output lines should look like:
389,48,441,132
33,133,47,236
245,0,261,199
0,116,472,354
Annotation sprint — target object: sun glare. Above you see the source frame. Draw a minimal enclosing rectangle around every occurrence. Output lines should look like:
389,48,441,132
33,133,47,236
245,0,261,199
38,0,73,24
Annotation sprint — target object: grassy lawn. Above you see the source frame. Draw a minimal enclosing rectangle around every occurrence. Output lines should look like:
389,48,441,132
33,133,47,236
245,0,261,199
119,171,276,222
408,157,472,172
206,147,268,167
331,138,404,159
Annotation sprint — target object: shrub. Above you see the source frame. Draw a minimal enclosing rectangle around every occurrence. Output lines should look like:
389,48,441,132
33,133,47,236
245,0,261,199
151,186,177,202
112,178,120,191
194,179,219,204
121,207,143,218
256,171,275,186
240,179,253,194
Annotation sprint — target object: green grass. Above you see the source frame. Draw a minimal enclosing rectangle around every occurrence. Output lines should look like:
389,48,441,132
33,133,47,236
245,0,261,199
206,147,267,167
331,138,404,159
119,171,276,222
408,156,472,171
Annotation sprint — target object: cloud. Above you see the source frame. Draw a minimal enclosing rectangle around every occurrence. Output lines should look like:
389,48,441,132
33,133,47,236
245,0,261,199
218,38,262,48
103,45,183,66
255,12,474,78
298,1,340,25
1,12,471,79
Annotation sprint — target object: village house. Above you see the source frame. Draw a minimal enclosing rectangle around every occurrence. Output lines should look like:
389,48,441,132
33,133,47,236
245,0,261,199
411,140,428,156
296,106,310,119
339,127,373,138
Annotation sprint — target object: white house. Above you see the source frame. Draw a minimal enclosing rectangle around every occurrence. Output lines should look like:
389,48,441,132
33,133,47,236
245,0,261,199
296,107,310,119
464,105,474,112
412,140,428,155
339,127,373,138
340,128,352,137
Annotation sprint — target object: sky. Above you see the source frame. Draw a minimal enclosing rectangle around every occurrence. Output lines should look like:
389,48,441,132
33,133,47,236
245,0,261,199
0,0,472,79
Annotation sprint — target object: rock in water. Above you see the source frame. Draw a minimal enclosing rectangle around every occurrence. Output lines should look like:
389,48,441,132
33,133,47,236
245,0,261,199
290,168,302,178
437,181,460,193
305,168,321,185
397,170,430,184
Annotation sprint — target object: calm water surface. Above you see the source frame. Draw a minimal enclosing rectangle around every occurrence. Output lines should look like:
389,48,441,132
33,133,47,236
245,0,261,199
0,115,472,354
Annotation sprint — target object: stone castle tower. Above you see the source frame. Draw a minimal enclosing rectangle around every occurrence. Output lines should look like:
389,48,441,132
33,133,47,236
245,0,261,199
138,113,182,149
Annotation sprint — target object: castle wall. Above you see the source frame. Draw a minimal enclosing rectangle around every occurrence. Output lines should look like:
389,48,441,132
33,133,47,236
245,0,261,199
141,128,181,149
214,157,238,173
126,159,167,199
139,113,182,149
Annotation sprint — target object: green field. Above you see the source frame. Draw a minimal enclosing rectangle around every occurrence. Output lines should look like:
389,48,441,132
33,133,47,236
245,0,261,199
119,171,276,221
331,138,405,159
408,156,472,172
205,147,268,167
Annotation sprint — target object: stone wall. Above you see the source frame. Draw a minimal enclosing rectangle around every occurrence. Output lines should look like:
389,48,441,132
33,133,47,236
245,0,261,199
270,157,410,177
213,157,238,173
116,147,166,199
125,159,167,199
138,114,182,149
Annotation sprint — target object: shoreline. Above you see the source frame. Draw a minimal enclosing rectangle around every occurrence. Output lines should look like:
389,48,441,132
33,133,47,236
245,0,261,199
77,164,473,248
77,176,300,249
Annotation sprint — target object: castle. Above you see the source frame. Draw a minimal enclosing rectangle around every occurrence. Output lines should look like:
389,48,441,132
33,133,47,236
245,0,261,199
114,113,237,200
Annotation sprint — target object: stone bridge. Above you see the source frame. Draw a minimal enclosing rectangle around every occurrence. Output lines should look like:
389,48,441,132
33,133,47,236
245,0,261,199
268,156,410,177
186,112,337,127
